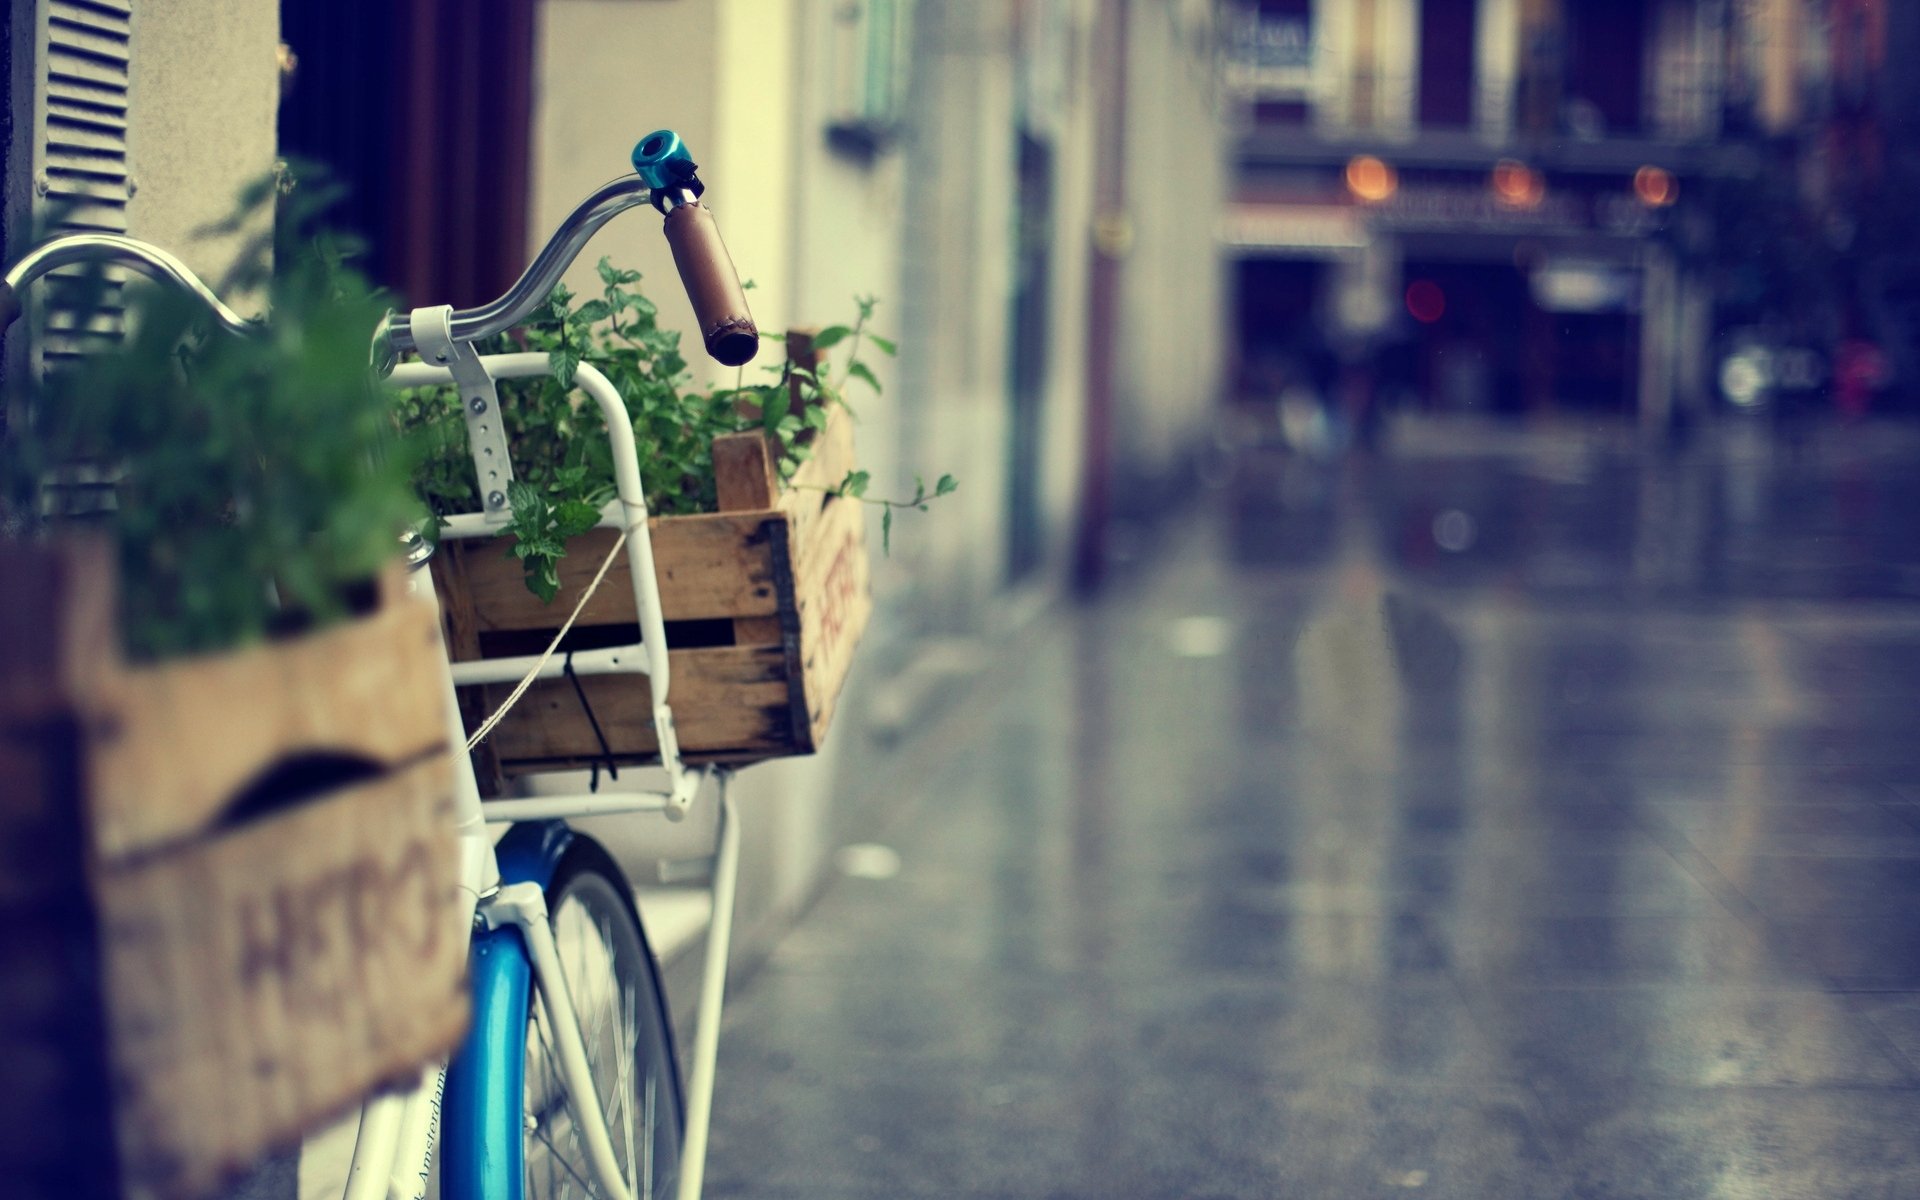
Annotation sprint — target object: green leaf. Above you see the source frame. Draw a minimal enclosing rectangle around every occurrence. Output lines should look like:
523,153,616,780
847,361,882,395
526,558,561,603
553,499,602,539
935,473,958,496
839,469,871,499
881,506,892,555
575,299,613,323
507,479,543,515
866,333,898,356
549,347,581,388
809,325,852,351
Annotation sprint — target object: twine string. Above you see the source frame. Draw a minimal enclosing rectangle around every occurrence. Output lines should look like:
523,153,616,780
464,524,633,751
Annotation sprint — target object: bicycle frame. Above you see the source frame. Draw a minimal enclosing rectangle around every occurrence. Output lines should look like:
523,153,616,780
337,343,743,1200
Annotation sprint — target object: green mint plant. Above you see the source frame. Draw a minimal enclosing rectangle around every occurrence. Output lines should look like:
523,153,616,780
827,469,958,555
394,266,951,601
0,171,421,660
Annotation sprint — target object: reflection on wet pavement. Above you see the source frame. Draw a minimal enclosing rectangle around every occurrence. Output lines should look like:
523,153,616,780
705,425,1920,1199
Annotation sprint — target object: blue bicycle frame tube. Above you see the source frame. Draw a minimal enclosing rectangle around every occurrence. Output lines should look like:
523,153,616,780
442,822,574,1200
442,927,530,1200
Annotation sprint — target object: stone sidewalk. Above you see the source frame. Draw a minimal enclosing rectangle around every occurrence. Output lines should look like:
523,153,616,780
700,429,1920,1198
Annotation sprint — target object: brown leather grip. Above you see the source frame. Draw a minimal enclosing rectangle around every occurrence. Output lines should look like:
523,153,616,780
662,202,758,367
0,281,19,333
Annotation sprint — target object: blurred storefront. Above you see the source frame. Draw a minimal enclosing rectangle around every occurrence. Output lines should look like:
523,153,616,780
1221,0,1920,429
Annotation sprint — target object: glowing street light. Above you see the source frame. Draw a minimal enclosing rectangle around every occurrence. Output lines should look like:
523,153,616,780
1634,164,1678,207
1346,155,1398,204
1491,159,1544,209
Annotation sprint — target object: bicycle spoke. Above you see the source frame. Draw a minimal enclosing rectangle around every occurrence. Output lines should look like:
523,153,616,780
621,982,638,1193
532,998,593,1195
529,1121,598,1196
528,865,679,1200
641,1075,656,1200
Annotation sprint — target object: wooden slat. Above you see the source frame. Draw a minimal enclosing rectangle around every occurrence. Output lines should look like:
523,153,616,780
481,644,799,767
0,722,83,908
785,401,858,498
782,403,862,592
786,329,819,417
96,755,466,1199
433,509,785,635
88,580,447,863
794,491,873,750
0,543,448,861
0,719,120,1197
0,540,115,722
711,431,784,647
711,430,778,511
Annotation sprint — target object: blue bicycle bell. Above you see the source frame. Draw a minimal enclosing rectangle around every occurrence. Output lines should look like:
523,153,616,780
633,129,703,201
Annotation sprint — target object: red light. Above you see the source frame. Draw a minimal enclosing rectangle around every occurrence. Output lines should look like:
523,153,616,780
1406,280,1446,323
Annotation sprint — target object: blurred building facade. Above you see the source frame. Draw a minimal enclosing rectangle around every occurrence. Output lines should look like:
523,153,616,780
515,0,1227,955
1223,0,1920,428
2,0,1228,959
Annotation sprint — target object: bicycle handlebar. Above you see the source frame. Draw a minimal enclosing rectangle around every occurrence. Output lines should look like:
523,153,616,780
4,129,758,371
1,234,256,337
376,173,653,359
378,128,756,367
633,128,759,367
662,201,758,366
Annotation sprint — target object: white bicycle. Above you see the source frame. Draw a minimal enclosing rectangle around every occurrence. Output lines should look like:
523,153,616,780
4,127,764,1200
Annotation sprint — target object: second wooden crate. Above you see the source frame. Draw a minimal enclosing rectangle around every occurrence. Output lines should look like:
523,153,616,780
432,405,872,773
0,541,469,1200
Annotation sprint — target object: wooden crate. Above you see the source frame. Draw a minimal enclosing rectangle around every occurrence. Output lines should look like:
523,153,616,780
0,541,469,1200
433,404,872,774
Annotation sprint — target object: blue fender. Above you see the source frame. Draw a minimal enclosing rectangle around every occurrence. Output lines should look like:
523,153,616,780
441,822,575,1200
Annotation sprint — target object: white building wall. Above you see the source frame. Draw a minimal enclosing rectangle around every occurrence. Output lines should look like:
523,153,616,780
529,0,722,366
893,0,1018,628
1476,0,1521,141
126,0,279,304
713,0,798,338
1312,0,1356,132
1375,0,1421,136
1038,0,1099,571
1117,0,1227,502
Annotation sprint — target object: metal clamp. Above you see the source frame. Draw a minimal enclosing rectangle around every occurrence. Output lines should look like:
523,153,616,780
410,305,516,523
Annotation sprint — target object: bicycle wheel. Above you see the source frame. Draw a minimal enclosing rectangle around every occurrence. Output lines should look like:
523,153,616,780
523,840,684,1199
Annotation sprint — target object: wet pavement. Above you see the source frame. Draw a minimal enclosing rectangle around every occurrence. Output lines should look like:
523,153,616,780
702,420,1920,1199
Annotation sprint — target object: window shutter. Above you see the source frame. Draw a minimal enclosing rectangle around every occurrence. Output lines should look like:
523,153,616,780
34,0,132,372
